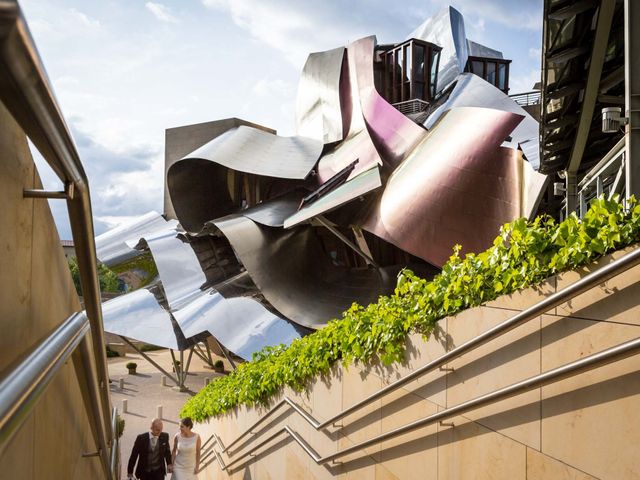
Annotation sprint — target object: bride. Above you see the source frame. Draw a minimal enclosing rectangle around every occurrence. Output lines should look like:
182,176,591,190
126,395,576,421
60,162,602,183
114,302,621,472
171,417,201,479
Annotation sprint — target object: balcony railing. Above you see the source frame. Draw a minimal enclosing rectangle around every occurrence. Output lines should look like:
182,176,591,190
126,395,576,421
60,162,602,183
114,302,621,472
509,90,541,106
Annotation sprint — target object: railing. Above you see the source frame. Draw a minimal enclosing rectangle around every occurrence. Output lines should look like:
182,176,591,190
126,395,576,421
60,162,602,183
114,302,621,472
201,245,640,472
392,98,430,115
0,2,115,478
577,136,626,217
110,407,120,480
509,90,541,106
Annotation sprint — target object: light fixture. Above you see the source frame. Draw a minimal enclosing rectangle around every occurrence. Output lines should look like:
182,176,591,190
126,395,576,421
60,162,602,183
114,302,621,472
602,107,627,133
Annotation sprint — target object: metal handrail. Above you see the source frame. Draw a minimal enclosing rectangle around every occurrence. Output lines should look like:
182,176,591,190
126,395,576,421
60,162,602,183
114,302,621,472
213,335,640,471
110,407,120,479
0,312,89,455
0,2,113,478
509,90,541,106
221,245,640,456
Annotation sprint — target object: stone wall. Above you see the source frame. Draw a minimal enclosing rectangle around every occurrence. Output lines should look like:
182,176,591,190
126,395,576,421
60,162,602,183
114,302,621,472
0,102,104,479
195,246,640,479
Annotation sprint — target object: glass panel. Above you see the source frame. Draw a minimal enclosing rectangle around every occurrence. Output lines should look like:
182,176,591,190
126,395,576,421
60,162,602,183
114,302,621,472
472,60,484,76
395,47,403,87
498,63,506,90
430,50,440,97
414,82,425,100
403,44,411,84
487,62,496,85
385,52,394,99
414,44,425,82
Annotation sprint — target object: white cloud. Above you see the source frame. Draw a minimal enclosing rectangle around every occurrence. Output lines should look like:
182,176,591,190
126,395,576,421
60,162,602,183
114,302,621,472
430,0,541,31
145,2,179,23
252,78,293,97
529,47,541,59
69,8,101,29
509,68,540,93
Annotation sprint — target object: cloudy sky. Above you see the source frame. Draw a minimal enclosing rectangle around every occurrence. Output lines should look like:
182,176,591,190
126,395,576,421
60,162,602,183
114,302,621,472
19,0,543,240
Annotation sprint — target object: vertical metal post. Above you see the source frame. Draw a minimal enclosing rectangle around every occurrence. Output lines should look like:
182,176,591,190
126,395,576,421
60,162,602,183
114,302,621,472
565,173,578,218
625,0,640,198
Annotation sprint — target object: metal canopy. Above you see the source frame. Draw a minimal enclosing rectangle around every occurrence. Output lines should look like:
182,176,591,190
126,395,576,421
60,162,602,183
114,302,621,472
540,0,624,175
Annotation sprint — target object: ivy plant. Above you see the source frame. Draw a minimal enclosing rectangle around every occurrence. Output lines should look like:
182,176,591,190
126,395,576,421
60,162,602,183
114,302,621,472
181,197,640,421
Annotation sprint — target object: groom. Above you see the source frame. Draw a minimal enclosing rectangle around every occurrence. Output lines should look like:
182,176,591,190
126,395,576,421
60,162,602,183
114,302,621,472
127,418,173,480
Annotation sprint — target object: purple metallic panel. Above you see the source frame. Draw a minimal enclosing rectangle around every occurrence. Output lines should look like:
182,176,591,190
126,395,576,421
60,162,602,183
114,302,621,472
361,106,526,267
349,36,428,169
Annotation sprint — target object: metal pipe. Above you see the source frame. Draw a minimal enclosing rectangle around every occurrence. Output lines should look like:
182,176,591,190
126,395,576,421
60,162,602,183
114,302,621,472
0,312,89,456
224,245,640,453
224,336,640,470
0,2,114,471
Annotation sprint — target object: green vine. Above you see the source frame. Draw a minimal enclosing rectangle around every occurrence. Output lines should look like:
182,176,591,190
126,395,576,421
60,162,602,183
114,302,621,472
181,197,640,421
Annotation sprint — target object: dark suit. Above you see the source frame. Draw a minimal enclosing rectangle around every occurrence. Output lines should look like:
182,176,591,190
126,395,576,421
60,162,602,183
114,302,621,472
127,432,172,480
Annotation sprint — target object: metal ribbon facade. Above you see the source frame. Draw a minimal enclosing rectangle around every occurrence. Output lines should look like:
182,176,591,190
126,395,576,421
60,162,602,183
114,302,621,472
96,7,548,359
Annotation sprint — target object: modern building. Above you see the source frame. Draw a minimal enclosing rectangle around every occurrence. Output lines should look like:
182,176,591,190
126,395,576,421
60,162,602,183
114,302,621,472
1,1,639,479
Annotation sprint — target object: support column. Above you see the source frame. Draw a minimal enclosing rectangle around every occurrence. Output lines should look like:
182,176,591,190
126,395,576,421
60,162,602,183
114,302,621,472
565,172,578,218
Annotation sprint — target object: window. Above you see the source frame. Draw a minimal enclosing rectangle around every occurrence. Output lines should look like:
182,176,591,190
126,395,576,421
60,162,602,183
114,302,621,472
380,38,442,104
465,56,511,93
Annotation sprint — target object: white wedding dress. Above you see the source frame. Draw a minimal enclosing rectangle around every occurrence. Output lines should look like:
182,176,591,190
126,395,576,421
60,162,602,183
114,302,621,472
172,433,199,480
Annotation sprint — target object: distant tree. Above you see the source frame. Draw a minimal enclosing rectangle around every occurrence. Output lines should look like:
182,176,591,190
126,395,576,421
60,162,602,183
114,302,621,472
68,256,120,296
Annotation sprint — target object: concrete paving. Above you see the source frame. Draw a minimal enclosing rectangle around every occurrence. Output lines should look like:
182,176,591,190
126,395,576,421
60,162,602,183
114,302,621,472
108,348,229,478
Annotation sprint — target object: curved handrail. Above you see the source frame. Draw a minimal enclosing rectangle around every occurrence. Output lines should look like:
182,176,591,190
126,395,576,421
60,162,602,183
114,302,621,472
214,335,640,471
0,2,113,477
221,245,640,455
0,312,89,454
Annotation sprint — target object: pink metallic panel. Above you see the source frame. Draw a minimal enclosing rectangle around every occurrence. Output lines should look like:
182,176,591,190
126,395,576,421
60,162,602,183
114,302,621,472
350,36,428,169
362,106,526,267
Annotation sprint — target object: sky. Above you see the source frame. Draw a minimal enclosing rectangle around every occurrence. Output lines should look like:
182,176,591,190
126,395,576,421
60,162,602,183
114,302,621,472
19,0,543,240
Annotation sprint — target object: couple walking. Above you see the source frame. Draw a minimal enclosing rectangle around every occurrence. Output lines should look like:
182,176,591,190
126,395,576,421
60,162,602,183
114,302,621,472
127,417,202,480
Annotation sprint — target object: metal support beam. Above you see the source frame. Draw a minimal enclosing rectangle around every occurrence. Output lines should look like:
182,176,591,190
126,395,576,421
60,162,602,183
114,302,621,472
567,0,616,174
316,215,378,267
120,337,179,385
625,0,640,198
212,336,236,370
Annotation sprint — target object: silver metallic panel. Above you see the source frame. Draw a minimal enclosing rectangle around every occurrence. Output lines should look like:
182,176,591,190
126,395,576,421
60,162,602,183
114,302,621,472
101,289,179,350
242,190,303,227
467,40,504,59
296,46,347,144
212,215,398,329
173,291,301,360
362,106,533,267
137,229,206,311
182,125,322,180
407,6,469,94
284,167,381,228
94,211,177,267
425,73,541,170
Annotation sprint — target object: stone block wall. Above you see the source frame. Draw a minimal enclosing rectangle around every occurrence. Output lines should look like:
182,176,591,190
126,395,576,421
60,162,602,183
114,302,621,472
195,245,640,479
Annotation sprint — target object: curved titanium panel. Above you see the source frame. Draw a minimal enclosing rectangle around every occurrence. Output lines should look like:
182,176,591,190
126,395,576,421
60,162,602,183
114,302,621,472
296,46,347,144
212,215,398,329
407,6,469,94
182,125,322,179
167,159,234,233
284,166,381,228
425,73,541,170
348,36,427,169
362,106,528,267
101,289,180,350
241,190,304,227
138,229,206,310
173,291,301,360
94,211,177,267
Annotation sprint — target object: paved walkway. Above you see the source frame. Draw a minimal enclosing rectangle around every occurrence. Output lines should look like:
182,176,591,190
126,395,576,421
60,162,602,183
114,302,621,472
108,349,228,478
